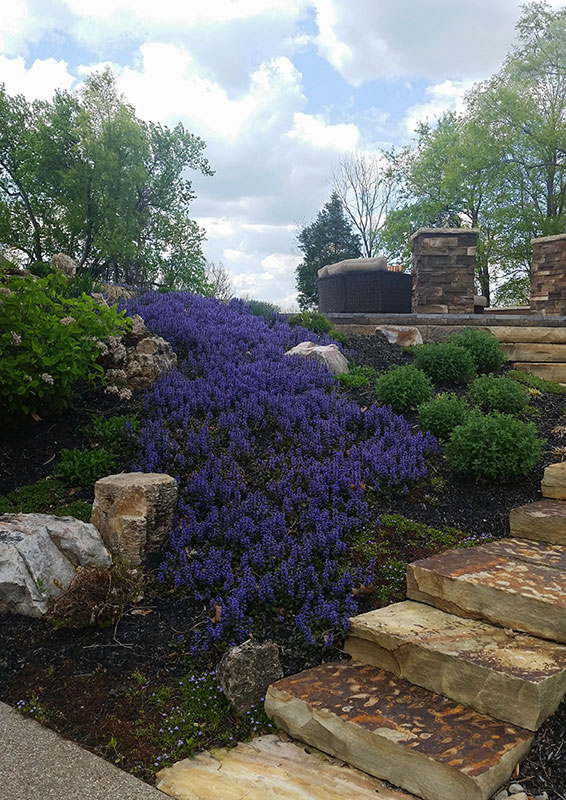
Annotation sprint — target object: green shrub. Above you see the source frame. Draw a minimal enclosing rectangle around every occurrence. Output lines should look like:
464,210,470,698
0,271,130,421
508,369,566,395
53,447,118,490
53,501,93,522
84,414,139,456
0,477,66,514
418,393,469,441
445,412,543,482
337,364,377,389
29,261,56,278
467,375,527,414
376,365,433,412
413,341,477,385
287,310,348,345
448,329,505,374
247,299,280,319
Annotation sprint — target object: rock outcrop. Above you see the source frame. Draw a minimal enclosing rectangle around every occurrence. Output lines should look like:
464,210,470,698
217,639,283,712
0,514,111,617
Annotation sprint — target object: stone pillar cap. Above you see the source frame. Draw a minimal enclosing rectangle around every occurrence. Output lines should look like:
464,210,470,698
410,227,479,240
531,233,566,244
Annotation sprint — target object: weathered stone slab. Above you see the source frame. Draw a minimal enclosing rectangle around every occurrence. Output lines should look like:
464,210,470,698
490,327,566,344
502,343,566,362
376,325,423,346
510,499,566,544
542,461,566,500
285,342,349,375
407,538,566,642
512,362,566,383
157,734,415,800
265,663,532,800
345,601,566,730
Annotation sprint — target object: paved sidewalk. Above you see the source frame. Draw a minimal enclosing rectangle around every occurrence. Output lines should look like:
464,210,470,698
0,702,166,800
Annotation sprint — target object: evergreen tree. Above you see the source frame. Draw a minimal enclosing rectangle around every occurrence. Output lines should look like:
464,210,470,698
295,192,361,309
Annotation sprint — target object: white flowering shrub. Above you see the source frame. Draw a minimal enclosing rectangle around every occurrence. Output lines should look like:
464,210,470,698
0,271,131,421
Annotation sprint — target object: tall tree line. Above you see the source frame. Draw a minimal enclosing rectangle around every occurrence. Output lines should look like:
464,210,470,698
0,68,213,291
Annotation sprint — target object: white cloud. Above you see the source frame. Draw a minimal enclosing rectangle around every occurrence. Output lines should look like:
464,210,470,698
0,55,74,100
313,0,521,84
403,79,476,135
288,112,360,150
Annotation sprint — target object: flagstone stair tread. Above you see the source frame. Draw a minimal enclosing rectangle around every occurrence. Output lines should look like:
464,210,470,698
510,498,566,545
264,662,532,800
346,600,566,730
156,734,417,800
406,538,566,642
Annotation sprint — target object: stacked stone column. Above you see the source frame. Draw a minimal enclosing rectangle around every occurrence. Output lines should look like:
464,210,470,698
531,234,566,315
411,228,478,314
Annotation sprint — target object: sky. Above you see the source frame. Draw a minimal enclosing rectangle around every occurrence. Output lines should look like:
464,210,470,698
1,0,565,308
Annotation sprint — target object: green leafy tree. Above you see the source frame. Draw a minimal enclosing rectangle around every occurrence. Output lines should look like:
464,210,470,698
378,2,566,305
295,192,361,309
0,68,213,290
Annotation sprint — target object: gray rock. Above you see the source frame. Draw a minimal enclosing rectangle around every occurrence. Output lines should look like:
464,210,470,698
218,639,283,713
0,514,111,617
493,791,509,800
101,316,177,392
285,342,349,375
508,786,525,795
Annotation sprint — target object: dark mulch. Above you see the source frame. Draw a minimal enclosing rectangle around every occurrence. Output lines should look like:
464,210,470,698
1,332,565,797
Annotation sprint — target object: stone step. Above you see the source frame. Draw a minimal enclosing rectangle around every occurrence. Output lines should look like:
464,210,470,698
156,734,417,800
510,498,566,544
345,600,566,730
512,361,566,383
503,342,566,362
265,663,532,800
406,538,566,642
542,461,566,500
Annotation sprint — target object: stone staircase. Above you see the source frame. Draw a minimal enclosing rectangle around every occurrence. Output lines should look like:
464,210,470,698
157,462,566,800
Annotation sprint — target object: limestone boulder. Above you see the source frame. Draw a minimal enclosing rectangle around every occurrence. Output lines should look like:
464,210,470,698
218,639,283,713
285,342,349,375
510,499,566,545
0,514,111,617
91,472,177,567
375,325,423,347
542,461,566,500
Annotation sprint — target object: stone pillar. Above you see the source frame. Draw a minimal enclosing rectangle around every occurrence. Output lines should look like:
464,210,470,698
411,228,479,314
531,234,566,315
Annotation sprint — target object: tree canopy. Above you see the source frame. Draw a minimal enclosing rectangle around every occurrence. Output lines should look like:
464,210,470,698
0,68,213,291
295,192,362,310
377,1,566,305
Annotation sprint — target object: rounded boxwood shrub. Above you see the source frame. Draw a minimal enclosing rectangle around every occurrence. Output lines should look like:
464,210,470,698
467,375,527,414
376,365,433,413
418,393,469,441
448,328,505,374
413,341,477,385
288,310,348,345
445,412,543,482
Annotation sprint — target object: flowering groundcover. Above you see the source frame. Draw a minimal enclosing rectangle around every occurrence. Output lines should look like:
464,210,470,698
127,292,439,649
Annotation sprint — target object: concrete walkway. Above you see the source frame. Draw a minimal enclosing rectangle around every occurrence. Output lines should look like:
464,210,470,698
0,702,166,800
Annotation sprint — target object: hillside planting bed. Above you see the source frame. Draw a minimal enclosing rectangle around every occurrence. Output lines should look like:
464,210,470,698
1,294,565,798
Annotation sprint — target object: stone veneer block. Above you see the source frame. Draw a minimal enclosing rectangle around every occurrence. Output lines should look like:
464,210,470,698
510,499,566,545
156,734,416,800
411,228,478,314
532,233,566,316
346,601,566,730
407,538,566,642
542,462,566,500
265,663,532,800
91,472,177,567
490,326,566,344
